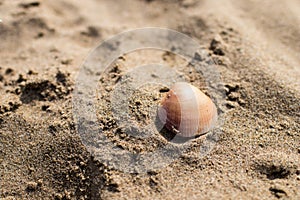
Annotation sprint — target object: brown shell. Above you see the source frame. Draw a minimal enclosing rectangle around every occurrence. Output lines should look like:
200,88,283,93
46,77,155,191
158,82,218,137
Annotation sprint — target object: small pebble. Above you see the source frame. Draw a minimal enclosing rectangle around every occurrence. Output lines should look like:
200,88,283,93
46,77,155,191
26,181,38,191
226,101,239,109
54,193,63,200
61,59,72,65
228,92,240,101
210,34,227,56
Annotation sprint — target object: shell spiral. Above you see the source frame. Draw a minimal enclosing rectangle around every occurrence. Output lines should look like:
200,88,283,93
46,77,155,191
158,82,218,137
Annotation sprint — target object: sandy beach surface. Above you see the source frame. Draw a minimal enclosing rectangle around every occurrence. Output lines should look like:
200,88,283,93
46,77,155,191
0,0,299,199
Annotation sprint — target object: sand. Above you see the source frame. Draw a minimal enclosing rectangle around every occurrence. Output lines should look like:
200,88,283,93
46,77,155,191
0,0,299,199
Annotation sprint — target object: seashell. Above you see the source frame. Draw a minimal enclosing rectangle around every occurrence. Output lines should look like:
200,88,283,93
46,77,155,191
158,82,218,137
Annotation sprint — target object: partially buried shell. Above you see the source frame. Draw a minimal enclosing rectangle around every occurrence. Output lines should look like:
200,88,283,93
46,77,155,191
158,82,218,137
